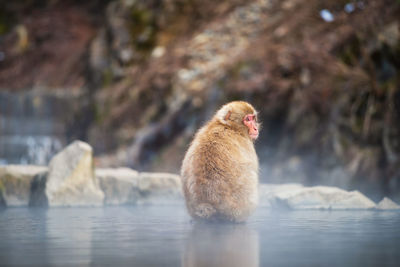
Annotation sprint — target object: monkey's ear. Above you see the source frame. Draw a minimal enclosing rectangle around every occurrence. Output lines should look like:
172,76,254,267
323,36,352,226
224,111,232,120
216,105,232,124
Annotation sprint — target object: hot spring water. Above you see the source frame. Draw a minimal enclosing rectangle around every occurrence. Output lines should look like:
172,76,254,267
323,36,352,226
0,206,399,266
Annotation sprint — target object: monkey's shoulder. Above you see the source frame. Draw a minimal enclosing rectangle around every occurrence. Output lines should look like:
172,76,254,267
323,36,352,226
194,128,255,162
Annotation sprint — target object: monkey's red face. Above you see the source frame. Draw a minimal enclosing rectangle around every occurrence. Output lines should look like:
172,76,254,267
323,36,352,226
243,114,259,140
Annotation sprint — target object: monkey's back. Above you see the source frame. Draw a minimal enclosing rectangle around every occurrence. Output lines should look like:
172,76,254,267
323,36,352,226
181,122,259,222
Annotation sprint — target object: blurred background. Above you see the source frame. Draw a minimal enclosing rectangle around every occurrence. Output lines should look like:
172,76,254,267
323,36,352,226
0,0,399,201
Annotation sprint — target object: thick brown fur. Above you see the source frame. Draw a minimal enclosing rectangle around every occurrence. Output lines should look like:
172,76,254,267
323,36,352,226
181,101,259,222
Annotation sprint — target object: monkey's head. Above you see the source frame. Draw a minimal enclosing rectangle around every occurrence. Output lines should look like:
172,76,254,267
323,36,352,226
215,101,260,140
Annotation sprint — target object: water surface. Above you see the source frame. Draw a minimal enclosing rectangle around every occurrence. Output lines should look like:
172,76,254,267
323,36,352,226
1,206,399,266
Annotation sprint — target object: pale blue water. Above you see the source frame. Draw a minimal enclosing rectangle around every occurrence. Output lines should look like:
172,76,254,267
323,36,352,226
0,206,399,266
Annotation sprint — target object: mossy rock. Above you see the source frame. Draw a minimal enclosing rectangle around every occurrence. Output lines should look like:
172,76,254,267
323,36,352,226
129,6,157,52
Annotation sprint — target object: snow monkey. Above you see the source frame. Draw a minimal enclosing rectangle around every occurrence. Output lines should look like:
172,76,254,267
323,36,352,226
181,101,260,222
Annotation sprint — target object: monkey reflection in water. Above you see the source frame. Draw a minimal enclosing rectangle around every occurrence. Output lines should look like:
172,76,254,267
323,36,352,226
183,223,259,267
181,101,260,223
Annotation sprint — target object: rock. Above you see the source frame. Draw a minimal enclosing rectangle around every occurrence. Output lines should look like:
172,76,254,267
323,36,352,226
151,46,165,58
259,184,376,210
379,22,399,47
97,169,183,205
173,0,273,94
42,141,104,207
376,197,400,210
137,172,182,205
96,168,140,205
258,183,304,207
0,165,47,207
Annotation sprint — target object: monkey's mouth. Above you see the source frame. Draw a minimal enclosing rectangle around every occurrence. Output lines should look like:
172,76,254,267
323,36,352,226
249,132,259,140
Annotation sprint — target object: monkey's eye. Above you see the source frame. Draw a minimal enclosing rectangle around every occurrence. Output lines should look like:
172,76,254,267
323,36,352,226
245,115,255,122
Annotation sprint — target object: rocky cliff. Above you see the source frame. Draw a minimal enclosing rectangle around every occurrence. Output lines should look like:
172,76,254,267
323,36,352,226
0,0,399,201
